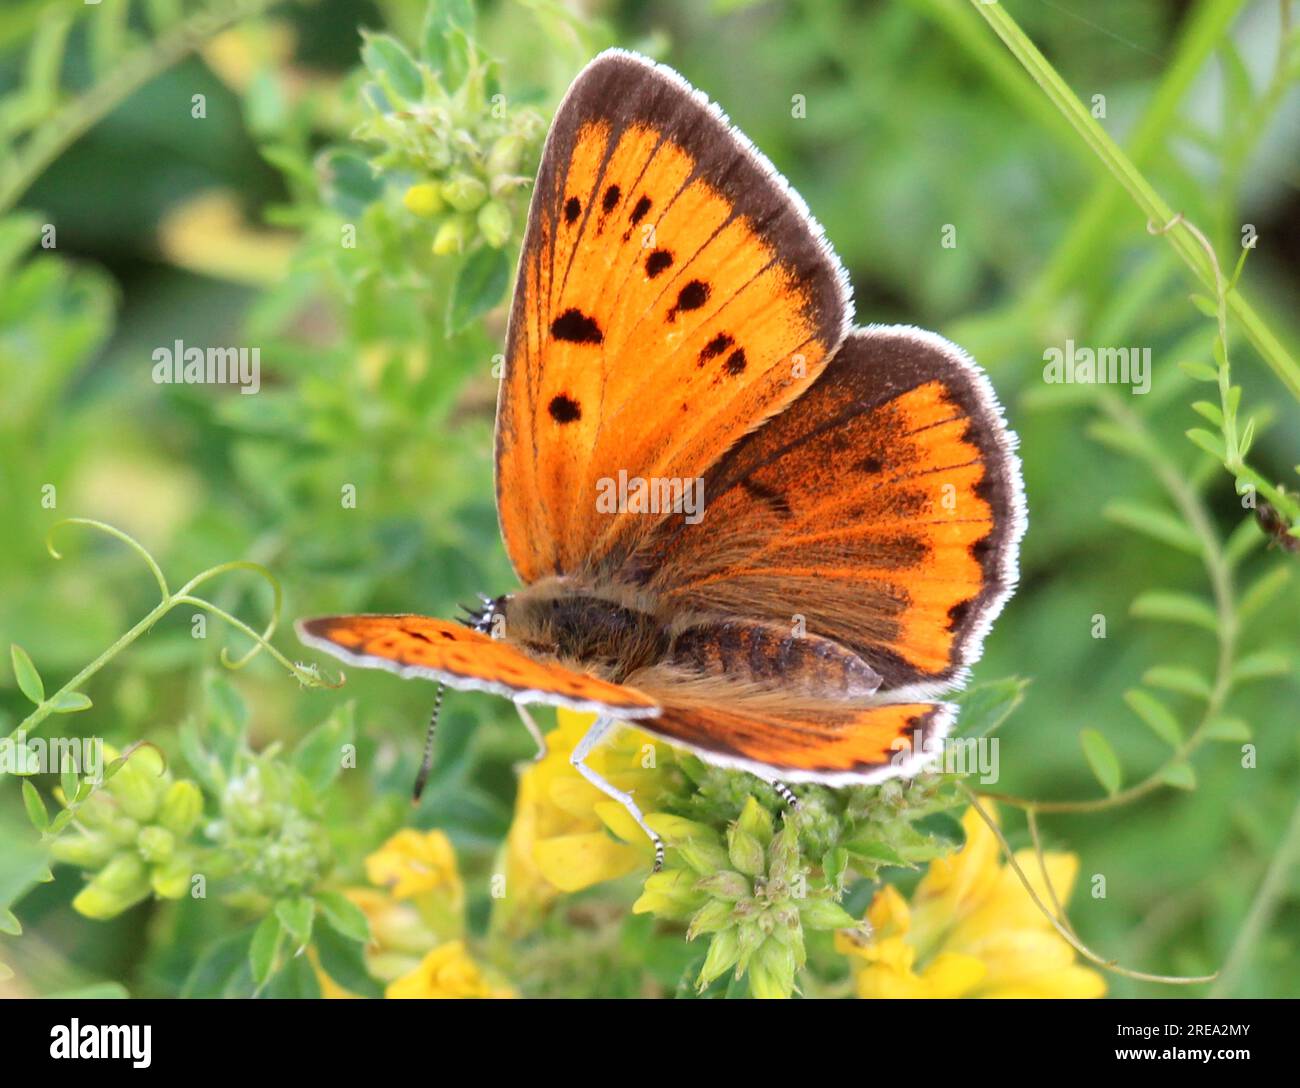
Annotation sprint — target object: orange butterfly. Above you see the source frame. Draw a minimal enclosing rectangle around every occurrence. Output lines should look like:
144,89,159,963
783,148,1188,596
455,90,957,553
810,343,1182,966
298,50,1025,869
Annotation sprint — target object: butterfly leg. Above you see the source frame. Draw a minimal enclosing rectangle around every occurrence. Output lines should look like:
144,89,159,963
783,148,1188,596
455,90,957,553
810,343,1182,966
514,703,548,761
570,715,664,872
772,781,800,811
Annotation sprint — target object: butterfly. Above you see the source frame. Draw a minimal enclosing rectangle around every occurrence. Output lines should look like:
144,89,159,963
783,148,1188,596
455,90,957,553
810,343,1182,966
297,49,1026,869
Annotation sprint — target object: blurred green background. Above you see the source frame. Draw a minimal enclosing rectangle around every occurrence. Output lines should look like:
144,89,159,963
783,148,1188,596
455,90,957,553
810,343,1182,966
1,0,1297,998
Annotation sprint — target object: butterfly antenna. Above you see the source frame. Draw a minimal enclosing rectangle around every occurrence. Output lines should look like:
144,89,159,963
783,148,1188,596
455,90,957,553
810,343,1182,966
412,683,445,803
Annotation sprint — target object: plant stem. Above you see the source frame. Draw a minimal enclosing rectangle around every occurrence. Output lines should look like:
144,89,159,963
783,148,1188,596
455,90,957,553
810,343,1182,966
967,0,1300,400
1210,791,1300,996
0,0,277,216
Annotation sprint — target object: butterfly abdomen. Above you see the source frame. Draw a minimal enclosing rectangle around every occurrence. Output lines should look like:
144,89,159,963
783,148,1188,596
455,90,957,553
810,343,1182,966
666,620,882,700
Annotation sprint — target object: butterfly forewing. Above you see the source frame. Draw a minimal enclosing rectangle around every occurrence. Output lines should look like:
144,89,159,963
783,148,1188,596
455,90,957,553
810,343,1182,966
496,49,853,583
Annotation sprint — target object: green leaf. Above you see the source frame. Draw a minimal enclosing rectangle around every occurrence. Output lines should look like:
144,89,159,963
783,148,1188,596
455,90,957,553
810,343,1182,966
1130,591,1218,632
1103,500,1201,555
842,838,909,868
447,246,509,336
1123,689,1183,746
249,913,283,987
293,703,356,793
1204,716,1251,742
1178,360,1219,383
275,896,315,947
1190,400,1223,426
1232,651,1290,684
0,908,21,936
1080,729,1121,795
1188,294,1219,319
313,922,383,998
1159,762,1197,790
953,676,1029,737
1185,428,1226,460
59,761,80,805
360,32,423,104
10,644,44,704
1141,666,1210,700
22,781,49,830
1239,565,1291,618
49,691,92,713
317,891,371,944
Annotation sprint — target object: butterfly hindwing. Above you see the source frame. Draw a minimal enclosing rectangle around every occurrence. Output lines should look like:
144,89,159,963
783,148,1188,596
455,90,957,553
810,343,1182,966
296,615,659,717
496,48,853,583
631,691,953,784
622,325,1026,697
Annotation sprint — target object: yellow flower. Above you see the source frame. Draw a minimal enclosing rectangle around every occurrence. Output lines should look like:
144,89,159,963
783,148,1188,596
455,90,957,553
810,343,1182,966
837,807,1106,999
365,828,464,910
314,831,478,997
386,941,515,999
496,709,666,932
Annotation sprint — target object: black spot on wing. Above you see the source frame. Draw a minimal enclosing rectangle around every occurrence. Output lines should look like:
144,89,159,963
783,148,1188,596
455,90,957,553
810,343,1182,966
551,309,603,344
602,184,621,212
630,195,652,225
699,333,733,365
645,249,673,278
548,395,582,423
668,280,709,321
724,349,747,375
564,196,581,223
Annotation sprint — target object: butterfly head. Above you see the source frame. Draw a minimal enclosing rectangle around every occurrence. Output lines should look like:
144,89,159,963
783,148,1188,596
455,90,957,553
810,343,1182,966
458,593,510,635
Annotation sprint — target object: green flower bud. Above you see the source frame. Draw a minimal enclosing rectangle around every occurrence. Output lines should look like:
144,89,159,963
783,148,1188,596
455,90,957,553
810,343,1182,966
441,174,487,212
748,936,797,999
687,897,734,940
108,748,165,822
99,852,146,892
737,796,774,846
150,856,193,900
798,895,858,931
106,816,141,848
73,852,152,919
767,828,802,886
486,133,524,176
136,826,175,863
476,200,511,248
75,791,117,830
694,869,750,902
734,919,765,975
402,182,444,217
677,839,731,877
727,824,766,877
696,926,742,990
432,214,473,255
50,833,115,869
631,868,707,921
158,781,202,838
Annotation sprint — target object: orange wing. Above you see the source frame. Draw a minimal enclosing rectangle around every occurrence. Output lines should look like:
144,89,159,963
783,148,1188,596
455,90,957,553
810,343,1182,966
295,615,659,717
496,49,852,584
622,326,1026,697
632,693,953,785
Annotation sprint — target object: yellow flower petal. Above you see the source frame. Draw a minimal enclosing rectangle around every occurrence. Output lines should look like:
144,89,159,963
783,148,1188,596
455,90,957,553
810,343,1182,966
384,941,514,1000
533,832,641,893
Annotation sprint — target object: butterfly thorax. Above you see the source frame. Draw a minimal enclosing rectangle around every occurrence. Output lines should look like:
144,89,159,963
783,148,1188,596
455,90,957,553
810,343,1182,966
496,581,669,683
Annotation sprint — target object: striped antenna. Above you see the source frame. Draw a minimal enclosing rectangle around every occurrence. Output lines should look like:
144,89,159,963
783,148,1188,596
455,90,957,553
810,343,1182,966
412,683,446,802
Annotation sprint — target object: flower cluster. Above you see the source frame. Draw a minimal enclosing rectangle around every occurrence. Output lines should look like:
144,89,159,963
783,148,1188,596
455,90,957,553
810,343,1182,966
353,29,544,256
317,828,513,999
207,755,334,900
50,746,202,919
